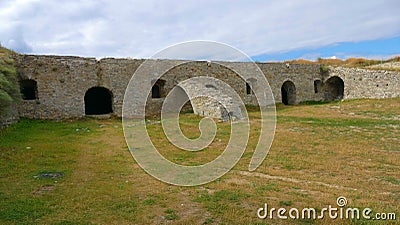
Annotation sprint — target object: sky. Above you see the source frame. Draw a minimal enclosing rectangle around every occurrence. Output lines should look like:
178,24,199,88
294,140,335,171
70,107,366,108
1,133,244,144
0,0,399,62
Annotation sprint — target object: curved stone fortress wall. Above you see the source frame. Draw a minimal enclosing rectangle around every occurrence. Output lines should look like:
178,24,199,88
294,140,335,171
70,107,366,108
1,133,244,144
12,54,400,120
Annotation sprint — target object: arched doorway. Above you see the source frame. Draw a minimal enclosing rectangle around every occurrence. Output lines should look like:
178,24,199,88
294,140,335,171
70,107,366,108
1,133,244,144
84,87,113,115
325,76,344,100
281,81,296,105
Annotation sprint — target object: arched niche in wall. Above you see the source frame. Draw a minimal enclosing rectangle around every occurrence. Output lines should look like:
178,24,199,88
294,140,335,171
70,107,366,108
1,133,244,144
314,79,322,93
281,80,296,105
245,78,257,95
151,79,166,98
19,79,38,100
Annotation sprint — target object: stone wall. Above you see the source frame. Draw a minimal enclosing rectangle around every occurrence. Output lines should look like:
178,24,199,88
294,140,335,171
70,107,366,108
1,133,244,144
256,63,323,103
15,54,98,119
0,104,19,129
14,54,144,119
10,53,400,120
328,67,400,99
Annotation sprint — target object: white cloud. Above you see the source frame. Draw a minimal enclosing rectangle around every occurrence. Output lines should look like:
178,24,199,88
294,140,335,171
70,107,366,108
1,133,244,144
0,0,399,58
152,41,252,61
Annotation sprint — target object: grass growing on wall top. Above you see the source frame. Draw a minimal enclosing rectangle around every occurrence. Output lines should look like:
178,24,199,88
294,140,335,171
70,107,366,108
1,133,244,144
285,56,400,71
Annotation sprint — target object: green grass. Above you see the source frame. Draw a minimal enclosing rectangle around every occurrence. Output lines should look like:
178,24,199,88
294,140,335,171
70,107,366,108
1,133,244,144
256,183,281,193
0,47,20,121
0,98,399,224
164,209,179,220
279,200,292,206
381,177,400,185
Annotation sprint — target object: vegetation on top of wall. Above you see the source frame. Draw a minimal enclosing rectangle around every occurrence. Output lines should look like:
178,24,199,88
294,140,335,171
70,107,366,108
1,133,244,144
0,47,21,117
319,64,329,76
285,56,400,71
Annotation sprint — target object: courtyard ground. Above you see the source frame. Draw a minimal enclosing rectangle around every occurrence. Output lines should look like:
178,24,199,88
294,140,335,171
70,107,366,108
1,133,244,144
0,98,399,224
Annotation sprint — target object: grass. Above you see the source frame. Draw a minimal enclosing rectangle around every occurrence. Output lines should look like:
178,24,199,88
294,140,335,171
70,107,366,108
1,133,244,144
0,98,399,224
165,209,180,220
0,46,21,119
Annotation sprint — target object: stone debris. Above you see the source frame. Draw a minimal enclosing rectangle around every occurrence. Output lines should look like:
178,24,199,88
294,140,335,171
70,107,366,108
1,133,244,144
179,78,244,122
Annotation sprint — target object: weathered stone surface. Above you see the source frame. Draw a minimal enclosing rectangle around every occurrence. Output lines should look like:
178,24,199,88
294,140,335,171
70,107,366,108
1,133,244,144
0,104,19,128
2,53,397,123
177,77,244,121
328,66,400,99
